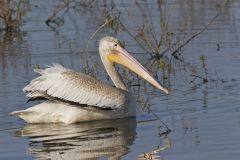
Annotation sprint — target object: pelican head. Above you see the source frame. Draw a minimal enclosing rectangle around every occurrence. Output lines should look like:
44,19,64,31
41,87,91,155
99,36,169,94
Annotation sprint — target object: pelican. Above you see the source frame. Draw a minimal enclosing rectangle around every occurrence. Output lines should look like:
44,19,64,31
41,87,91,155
10,36,169,123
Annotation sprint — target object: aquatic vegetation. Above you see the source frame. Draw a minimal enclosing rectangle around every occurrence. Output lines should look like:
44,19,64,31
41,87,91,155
0,0,30,32
26,0,233,96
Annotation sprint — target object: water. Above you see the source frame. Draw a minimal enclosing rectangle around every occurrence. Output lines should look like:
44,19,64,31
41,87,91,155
1,0,240,159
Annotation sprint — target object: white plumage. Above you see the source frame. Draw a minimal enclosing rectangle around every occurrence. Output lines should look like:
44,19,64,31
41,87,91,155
10,101,136,124
24,64,127,109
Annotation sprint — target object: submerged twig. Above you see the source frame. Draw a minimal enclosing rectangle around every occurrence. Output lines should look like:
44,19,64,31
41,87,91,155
139,98,171,133
150,109,171,133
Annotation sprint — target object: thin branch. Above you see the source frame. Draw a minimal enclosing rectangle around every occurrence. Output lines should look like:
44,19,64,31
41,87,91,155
46,0,71,25
89,16,116,40
171,0,230,57
83,16,116,54
191,74,208,83
118,19,152,54
148,107,171,132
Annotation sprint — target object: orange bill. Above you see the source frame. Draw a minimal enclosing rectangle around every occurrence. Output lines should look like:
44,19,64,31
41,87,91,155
107,45,169,94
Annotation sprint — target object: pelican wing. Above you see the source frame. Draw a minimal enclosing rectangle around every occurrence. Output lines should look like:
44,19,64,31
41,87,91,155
23,64,127,109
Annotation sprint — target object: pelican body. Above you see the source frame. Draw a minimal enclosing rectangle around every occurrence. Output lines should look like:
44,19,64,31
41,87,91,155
10,37,168,123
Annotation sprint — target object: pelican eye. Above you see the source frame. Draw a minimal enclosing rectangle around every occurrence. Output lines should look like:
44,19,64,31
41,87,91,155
114,43,118,46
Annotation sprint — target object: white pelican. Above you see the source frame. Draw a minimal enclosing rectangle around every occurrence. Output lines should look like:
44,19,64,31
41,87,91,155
10,36,169,123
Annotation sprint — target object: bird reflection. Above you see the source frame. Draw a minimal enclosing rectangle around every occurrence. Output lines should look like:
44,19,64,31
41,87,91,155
14,118,137,160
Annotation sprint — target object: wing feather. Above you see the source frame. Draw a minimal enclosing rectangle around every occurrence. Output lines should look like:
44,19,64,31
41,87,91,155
23,64,127,109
